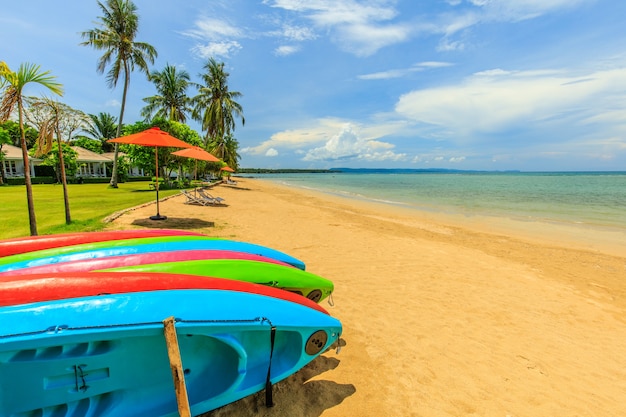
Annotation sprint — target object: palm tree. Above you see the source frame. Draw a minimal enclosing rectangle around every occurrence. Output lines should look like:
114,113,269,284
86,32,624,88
141,63,192,123
0,62,63,235
207,132,240,170
84,112,118,152
80,0,157,188
192,58,245,156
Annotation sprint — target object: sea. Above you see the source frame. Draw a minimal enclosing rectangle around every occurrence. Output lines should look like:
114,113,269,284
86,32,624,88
251,171,626,231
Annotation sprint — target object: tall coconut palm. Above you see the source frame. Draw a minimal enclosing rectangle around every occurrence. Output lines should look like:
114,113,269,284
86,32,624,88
192,58,245,156
83,112,118,152
0,61,63,235
141,63,192,123
80,0,157,188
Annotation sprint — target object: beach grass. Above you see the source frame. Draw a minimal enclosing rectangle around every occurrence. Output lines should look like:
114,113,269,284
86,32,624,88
0,182,182,239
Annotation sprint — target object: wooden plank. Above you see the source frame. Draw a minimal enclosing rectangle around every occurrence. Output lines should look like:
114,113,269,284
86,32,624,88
163,316,192,417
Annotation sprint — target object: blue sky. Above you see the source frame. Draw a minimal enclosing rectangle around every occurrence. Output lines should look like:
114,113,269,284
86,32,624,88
2,0,625,171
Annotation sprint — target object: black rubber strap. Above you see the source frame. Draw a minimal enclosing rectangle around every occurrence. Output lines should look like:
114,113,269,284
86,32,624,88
265,325,277,407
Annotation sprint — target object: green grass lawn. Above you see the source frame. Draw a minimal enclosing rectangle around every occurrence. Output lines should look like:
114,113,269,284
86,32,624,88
0,182,183,239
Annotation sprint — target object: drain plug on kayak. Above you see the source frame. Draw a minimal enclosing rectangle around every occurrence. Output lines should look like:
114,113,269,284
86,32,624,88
307,289,323,303
305,330,328,355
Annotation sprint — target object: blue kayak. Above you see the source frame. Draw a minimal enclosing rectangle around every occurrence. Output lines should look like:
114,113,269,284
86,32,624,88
0,288,341,416
0,236,306,272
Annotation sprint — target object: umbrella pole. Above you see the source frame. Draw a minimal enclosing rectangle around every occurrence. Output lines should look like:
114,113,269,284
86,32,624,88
150,147,167,221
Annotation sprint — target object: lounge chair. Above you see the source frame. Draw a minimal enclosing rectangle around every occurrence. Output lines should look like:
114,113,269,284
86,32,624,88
198,189,226,205
181,190,213,206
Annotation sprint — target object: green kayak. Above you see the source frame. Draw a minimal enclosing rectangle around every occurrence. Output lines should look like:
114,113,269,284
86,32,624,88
101,258,333,303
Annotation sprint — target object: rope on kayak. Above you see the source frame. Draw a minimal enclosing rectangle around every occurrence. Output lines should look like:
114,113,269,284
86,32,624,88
260,317,276,408
327,293,335,307
0,317,269,339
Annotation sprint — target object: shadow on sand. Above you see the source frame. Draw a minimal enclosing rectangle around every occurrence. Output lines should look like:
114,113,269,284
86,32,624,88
131,217,215,229
204,351,355,417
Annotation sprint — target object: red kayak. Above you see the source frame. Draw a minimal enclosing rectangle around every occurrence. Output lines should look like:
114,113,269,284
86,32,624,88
0,229,204,258
0,271,329,314
0,249,291,276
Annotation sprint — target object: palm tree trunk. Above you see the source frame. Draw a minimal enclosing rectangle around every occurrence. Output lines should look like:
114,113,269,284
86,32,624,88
109,143,120,188
18,103,37,236
56,134,71,224
110,64,130,189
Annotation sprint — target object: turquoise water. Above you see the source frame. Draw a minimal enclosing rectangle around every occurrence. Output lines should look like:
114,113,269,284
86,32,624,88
254,172,626,229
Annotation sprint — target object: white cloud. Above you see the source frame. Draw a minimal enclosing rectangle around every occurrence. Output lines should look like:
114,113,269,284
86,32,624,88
182,18,242,41
184,18,245,58
303,124,406,162
105,99,120,108
264,0,411,56
420,61,455,68
336,22,412,56
275,45,300,56
280,24,317,41
191,41,242,58
473,68,512,77
437,38,466,52
395,67,626,142
359,61,453,80
428,0,593,53
474,0,591,22
244,118,348,155
265,148,279,157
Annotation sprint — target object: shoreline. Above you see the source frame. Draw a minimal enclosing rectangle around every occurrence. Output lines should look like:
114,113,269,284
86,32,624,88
108,178,626,416
258,177,626,258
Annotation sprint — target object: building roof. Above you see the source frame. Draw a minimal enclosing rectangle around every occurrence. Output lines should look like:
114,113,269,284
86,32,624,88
71,146,112,163
101,152,126,160
1,144,41,161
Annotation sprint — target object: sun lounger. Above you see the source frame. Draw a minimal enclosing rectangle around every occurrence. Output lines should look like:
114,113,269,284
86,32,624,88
181,190,214,206
198,189,226,205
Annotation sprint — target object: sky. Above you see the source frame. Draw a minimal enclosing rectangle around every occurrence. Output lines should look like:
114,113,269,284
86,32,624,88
2,0,626,171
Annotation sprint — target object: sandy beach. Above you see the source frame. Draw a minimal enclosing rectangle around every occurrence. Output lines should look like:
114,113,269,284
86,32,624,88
107,178,626,417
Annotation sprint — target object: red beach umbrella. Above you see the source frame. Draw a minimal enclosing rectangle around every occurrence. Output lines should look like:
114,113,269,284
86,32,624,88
172,146,220,162
108,127,193,221
220,166,235,173
172,146,220,181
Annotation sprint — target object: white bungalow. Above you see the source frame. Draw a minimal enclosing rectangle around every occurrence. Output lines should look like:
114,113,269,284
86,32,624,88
102,151,145,177
1,144,40,178
72,146,110,178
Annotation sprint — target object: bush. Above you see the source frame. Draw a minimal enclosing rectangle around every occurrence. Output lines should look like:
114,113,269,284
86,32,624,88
128,176,152,182
71,177,111,184
34,165,55,177
6,176,56,185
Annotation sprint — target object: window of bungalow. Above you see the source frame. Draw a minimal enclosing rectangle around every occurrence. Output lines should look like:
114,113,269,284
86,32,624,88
4,160,17,176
